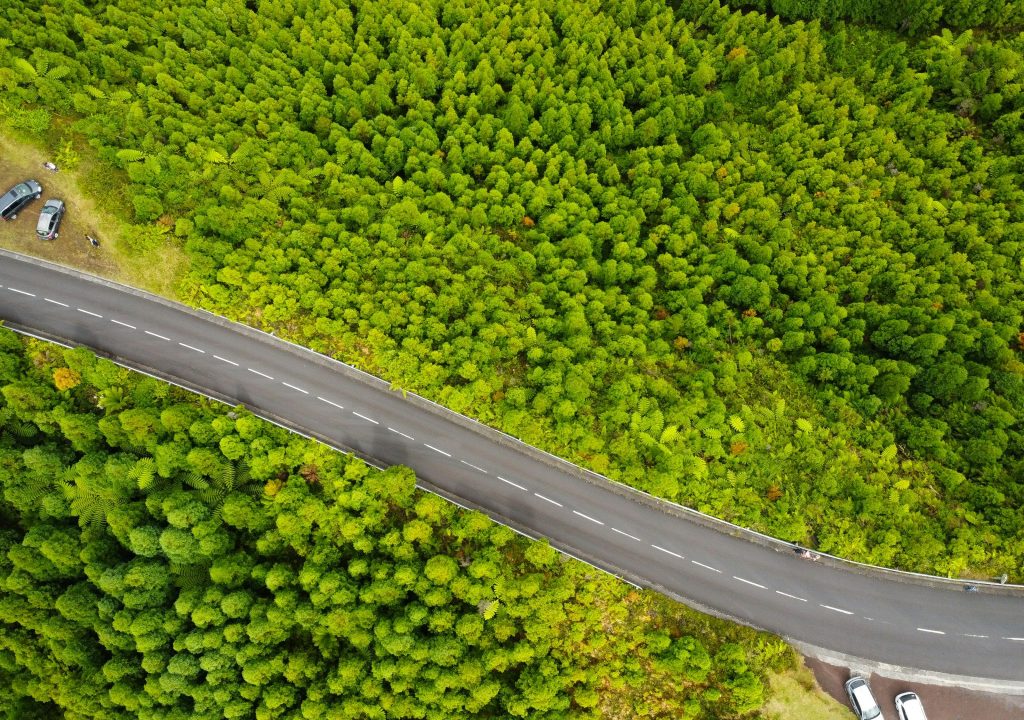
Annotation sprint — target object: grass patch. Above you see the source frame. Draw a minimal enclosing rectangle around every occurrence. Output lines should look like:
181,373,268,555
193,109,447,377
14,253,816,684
761,664,853,720
0,125,188,299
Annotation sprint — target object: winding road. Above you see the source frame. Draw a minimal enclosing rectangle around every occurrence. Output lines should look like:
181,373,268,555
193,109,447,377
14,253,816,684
1,249,1022,686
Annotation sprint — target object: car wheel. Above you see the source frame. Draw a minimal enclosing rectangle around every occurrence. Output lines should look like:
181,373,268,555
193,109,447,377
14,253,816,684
9,214,15,220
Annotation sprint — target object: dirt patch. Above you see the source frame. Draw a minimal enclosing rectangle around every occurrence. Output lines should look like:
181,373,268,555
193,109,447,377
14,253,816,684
0,131,187,297
805,655,1024,720
0,153,119,278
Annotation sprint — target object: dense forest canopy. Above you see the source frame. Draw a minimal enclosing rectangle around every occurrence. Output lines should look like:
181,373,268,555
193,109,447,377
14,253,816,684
1,0,1023,578
0,330,785,718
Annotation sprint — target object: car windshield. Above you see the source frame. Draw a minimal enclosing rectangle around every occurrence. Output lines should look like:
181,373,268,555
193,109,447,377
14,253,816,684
12,183,32,197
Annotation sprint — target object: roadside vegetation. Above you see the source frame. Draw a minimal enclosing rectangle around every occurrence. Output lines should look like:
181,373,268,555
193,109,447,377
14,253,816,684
1,0,1023,716
0,331,790,718
7,0,1019,578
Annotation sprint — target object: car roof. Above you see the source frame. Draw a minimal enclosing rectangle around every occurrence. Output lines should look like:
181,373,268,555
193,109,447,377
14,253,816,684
852,684,878,709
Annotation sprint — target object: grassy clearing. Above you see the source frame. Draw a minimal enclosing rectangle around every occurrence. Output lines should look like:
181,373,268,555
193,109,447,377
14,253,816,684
760,664,853,720
0,126,188,299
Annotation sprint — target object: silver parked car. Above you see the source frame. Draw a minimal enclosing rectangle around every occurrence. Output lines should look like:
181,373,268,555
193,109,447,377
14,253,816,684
0,180,42,220
845,676,882,720
36,199,65,240
895,691,928,720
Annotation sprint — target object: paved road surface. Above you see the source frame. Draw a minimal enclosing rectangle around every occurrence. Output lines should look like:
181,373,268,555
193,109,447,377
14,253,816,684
1,249,1022,684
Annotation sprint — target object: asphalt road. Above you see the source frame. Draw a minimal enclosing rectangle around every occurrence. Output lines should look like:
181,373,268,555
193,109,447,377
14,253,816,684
1,249,1022,684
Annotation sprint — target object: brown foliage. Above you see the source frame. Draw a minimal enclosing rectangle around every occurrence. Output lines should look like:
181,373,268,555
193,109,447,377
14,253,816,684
53,367,82,392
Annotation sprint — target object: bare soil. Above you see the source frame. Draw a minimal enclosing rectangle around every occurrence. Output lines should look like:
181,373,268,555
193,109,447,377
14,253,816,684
0,142,119,277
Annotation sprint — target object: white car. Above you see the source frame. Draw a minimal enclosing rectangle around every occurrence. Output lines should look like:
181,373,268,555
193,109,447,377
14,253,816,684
844,676,882,720
895,691,928,720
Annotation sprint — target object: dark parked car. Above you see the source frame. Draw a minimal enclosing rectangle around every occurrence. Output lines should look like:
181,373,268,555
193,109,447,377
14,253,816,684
0,180,42,220
36,199,65,240
845,676,882,720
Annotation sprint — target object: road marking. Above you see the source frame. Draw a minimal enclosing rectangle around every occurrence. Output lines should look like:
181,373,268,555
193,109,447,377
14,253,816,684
611,528,641,541
917,628,945,635
863,617,874,621
776,591,807,602
282,381,308,394
77,308,102,318
963,634,989,639
44,298,68,307
691,560,721,573
145,330,170,341
388,427,414,440
733,576,766,589
352,411,378,424
8,288,35,297
1002,636,1024,642
573,510,604,525
178,342,205,353
460,460,487,474
424,443,451,457
651,545,683,559
821,604,854,616
497,476,526,491
534,493,562,507
214,355,239,366
111,319,136,329
317,395,343,409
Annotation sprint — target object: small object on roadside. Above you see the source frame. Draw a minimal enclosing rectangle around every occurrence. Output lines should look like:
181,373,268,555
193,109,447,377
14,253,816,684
86,234,100,248
964,584,979,592
43,161,58,173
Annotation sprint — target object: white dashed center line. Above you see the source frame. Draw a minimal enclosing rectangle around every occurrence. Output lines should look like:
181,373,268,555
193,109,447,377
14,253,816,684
776,591,807,602
963,634,989,639
282,382,308,394
111,319,136,329
573,510,604,525
651,545,684,559
497,476,527,491
247,368,273,380
534,493,562,507
460,460,487,474
145,330,170,341
178,342,205,353
352,411,378,424
214,355,238,366
8,288,35,297
821,604,854,616
611,528,641,542
388,427,414,441
691,560,721,573
44,298,68,307
77,308,102,318
1002,636,1024,642
733,576,766,589
917,628,945,635
423,443,451,457
317,396,343,409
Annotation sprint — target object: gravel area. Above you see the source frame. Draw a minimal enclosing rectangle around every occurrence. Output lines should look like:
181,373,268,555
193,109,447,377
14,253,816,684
805,655,1024,720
